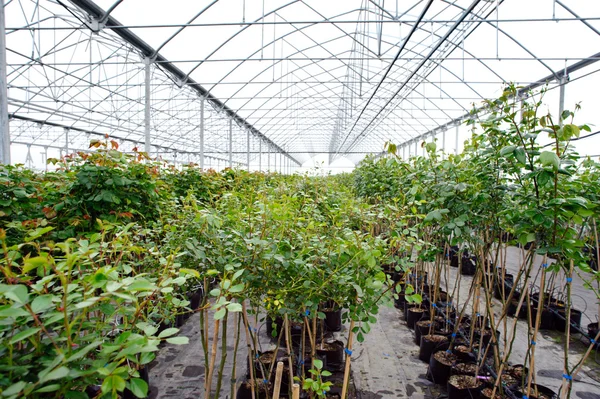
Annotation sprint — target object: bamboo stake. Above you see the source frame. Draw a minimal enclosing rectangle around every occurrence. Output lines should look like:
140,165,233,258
214,308,229,399
284,315,295,396
527,258,548,399
292,383,300,399
241,302,256,399
341,319,355,399
205,316,221,399
560,260,574,399
231,313,242,399
272,362,284,399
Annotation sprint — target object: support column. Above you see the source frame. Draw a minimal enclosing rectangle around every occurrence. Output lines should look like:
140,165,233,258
246,129,250,171
455,125,459,155
258,140,262,171
442,129,446,155
64,128,69,156
274,150,277,173
0,1,10,164
558,76,567,126
200,97,205,170
414,140,417,156
402,144,406,160
144,58,151,154
267,145,271,172
228,118,233,168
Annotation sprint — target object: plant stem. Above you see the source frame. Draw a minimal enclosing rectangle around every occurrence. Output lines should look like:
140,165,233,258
214,308,229,399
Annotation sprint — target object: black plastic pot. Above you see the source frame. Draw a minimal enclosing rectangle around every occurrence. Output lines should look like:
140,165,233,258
428,350,456,385
406,307,429,330
324,309,342,332
237,379,270,399
507,298,527,319
529,306,555,330
447,374,482,399
415,320,436,345
588,322,600,348
553,308,582,333
452,346,476,363
514,384,557,399
316,340,345,371
419,335,449,363
460,255,477,276
394,293,406,310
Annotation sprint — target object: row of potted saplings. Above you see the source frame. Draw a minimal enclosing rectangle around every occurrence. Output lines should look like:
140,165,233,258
449,246,598,348
237,303,347,399
389,263,559,399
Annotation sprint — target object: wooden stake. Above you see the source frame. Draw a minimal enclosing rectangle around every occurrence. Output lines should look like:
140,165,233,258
341,319,355,399
205,317,220,399
272,362,284,399
527,257,547,399
241,302,256,399
560,260,574,399
292,383,300,399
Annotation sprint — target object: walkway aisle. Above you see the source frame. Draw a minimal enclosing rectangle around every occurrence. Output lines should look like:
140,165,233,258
351,304,438,399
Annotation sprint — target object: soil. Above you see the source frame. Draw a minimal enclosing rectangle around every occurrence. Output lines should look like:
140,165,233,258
481,387,503,399
500,373,518,387
453,363,477,375
433,350,457,366
454,345,470,354
317,341,342,351
259,352,275,363
424,334,449,343
506,365,527,380
448,374,482,389
409,307,426,313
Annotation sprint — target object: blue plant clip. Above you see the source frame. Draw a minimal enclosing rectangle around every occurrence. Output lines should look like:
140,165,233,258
563,374,572,380
344,348,353,356
542,263,548,268
305,310,310,316
566,277,573,283
531,340,536,346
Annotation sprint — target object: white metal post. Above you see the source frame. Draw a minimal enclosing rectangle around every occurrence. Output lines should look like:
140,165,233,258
144,58,151,154
442,129,446,155
259,139,262,171
246,129,250,171
200,97,204,170
455,125,459,154
0,1,10,164
559,76,567,126
64,128,69,156
228,118,233,168
267,145,271,172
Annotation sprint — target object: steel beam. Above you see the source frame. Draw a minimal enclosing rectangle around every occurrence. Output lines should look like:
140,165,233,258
144,58,151,153
229,118,233,168
200,97,205,169
0,1,9,164
67,0,300,166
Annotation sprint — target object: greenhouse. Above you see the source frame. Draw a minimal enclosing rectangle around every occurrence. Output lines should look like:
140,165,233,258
1,0,600,398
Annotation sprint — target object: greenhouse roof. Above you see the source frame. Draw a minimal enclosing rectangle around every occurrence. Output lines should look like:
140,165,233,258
3,0,600,170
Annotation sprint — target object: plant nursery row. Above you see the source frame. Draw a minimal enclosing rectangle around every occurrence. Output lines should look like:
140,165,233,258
0,87,599,399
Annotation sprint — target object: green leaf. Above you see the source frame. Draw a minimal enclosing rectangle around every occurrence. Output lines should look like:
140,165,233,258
313,359,323,370
214,307,226,320
539,151,560,170
226,303,243,312
321,370,332,377
158,328,179,339
39,366,70,383
34,384,61,393
3,285,30,305
9,327,41,344
2,381,27,396
31,295,54,313
102,375,126,394
127,378,149,398
166,336,189,345
500,145,516,156
514,147,526,164
228,283,245,293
